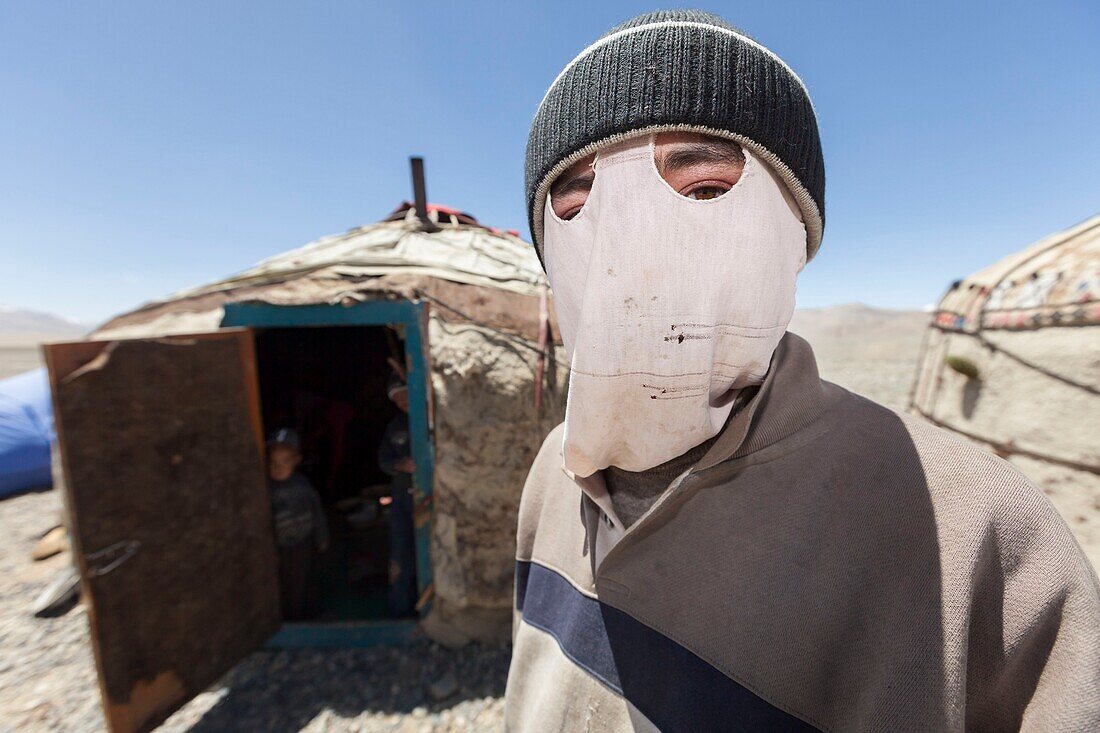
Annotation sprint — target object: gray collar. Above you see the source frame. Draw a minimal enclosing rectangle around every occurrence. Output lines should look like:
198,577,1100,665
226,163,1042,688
696,332,837,471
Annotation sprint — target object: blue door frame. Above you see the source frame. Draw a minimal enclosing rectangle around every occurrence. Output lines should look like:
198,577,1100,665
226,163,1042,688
222,301,434,647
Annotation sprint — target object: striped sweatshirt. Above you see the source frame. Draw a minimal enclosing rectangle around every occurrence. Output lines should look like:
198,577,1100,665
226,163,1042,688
506,334,1100,732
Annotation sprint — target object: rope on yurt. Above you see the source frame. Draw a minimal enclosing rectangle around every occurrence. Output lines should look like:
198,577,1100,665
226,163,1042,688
930,323,1100,397
413,290,549,356
913,409,1100,476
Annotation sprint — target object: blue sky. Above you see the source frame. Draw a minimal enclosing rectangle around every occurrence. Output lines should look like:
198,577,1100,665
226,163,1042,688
1,1,1098,324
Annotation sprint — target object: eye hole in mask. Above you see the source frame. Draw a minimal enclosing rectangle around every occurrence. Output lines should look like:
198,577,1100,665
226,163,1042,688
650,131,746,203
549,154,597,222
548,132,747,222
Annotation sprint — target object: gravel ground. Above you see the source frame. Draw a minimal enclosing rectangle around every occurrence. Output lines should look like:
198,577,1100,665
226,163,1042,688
0,490,510,733
0,491,102,732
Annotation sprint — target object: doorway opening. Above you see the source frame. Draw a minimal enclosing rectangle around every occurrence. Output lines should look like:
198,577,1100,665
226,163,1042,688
255,325,417,623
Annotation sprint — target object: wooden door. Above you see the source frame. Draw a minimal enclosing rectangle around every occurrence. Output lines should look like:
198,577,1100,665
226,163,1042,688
44,331,278,733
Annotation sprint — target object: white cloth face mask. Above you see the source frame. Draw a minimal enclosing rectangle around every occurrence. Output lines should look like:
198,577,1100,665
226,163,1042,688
543,134,807,477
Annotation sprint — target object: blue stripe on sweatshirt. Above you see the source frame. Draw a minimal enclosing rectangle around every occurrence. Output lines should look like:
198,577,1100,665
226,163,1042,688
516,560,821,732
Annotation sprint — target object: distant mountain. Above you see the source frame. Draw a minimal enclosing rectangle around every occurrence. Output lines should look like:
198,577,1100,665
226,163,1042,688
0,307,88,347
790,302,929,368
792,301,928,341
788,303,929,410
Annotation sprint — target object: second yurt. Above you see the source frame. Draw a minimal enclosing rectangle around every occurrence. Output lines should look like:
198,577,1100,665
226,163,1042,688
910,213,1100,566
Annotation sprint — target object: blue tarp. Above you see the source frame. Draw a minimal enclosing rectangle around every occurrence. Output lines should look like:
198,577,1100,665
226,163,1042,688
0,368,54,497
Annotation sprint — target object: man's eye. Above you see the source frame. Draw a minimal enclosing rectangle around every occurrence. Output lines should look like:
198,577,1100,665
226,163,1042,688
685,184,730,200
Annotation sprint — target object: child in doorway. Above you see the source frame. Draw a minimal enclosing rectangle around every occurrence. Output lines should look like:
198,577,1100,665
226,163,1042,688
267,428,329,620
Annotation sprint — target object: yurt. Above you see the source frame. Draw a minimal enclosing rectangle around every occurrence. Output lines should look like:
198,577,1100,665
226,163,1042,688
44,193,566,733
910,213,1100,566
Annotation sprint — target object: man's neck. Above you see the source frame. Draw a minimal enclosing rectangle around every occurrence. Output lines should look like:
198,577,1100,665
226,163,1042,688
603,388,756,528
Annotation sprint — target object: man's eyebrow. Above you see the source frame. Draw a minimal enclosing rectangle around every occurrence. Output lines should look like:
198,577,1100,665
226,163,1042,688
658,140,745,174
550,168,595,198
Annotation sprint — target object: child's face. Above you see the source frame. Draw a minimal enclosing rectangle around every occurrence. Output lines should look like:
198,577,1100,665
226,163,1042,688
268,445,301,482
392,389,409,413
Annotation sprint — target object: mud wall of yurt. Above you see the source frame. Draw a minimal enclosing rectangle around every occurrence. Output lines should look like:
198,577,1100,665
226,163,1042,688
423,311,566,643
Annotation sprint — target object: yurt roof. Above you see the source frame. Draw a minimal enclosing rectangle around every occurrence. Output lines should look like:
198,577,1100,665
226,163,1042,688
94,204,553,340
933,212,1100,332
209,203,543,298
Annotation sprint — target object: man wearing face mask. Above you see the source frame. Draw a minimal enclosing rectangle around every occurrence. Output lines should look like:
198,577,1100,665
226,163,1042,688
506,10,1100,733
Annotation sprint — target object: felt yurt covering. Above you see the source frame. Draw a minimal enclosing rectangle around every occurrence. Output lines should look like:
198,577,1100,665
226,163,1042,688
91,203,567,644
910,213,1100,566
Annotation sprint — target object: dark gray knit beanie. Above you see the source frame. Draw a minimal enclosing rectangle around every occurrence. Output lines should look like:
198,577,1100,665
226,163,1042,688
525,9,825,261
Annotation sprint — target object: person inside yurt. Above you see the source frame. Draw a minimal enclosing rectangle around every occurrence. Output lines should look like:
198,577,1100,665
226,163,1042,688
254,325,410,623
267,427,329,621
377,372,418,618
